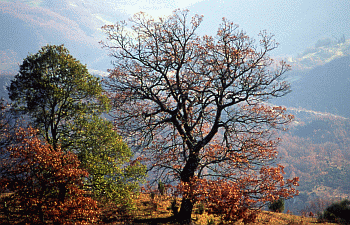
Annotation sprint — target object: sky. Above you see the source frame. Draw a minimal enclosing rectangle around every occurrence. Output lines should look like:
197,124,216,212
107,0,204,17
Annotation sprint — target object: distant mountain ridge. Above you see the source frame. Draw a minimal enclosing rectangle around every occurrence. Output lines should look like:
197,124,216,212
2,0,349,118
272,53,350,119
188,0,350,56
2,0,350,75
0,75,12,101
0,0,128,76
287,37,350,71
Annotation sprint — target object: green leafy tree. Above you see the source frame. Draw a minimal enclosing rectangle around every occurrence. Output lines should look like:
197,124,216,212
65,114,146,208
8,44,109,150
269,198,285,213
7,44,145,208
158,180,165,196
319,199,350,224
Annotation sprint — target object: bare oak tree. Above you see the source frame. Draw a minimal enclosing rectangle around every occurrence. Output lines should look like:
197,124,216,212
101,10,298,223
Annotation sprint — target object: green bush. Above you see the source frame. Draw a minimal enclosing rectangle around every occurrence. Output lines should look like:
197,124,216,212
158,180,165,195
318,199,350,224
196,201,205,214
269,198,285,213
207,218,215,225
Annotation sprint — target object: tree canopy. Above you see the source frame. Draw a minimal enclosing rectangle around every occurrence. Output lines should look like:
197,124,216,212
101,10,299,223
7,44,145,209
8,44,109,150
65,114,146,208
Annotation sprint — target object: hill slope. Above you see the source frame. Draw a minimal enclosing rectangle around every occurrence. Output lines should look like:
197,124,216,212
277,108,350,213
130,193,337,224
272,39,350,118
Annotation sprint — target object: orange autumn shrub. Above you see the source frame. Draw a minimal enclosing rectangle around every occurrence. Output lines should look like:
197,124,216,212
0,128,99,224
177,165,299,224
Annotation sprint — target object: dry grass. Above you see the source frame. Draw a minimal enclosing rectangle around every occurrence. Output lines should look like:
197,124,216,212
0,192,338,224
250,211,336,225
129,193,338,225
132,193,174,220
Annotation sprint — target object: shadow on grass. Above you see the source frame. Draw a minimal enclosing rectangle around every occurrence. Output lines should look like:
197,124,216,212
133,216,179,225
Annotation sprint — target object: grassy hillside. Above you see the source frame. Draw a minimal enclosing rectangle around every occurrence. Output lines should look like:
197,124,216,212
0,191,340,224
115,193,337,225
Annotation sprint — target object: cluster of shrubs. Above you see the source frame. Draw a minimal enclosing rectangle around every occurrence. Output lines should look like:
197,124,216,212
318,199,350,224
269,198,285,213
269,197,350,224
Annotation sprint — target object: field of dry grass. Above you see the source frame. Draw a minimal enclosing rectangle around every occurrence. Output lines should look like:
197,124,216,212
0,192,337,224
128,193,337,225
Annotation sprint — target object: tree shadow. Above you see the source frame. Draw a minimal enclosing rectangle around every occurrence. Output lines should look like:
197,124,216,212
133,216,178,225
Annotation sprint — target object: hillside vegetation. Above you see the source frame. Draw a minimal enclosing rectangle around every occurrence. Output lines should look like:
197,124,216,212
277,109,350,214
269,39,350,213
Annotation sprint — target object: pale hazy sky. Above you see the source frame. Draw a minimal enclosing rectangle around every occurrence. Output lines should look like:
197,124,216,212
113,0,204,17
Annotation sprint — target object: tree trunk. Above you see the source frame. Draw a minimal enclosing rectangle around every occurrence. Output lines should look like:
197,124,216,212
177,197,194,224
177,153,199,224
180,153,199,182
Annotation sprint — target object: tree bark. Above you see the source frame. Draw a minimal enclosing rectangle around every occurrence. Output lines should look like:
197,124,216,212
177,197,194,224
180,153,199,182
177,152,199,224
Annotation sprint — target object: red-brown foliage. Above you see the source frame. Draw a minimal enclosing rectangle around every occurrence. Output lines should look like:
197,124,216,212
177,165,299,224
0,128,99,224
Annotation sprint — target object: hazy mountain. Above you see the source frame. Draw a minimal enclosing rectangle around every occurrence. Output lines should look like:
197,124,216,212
1,0,349,122
0,0,128,75
2,0,350,75
277,108,350,213
0,75,12,101
290,56,350,118
272,39,350,118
